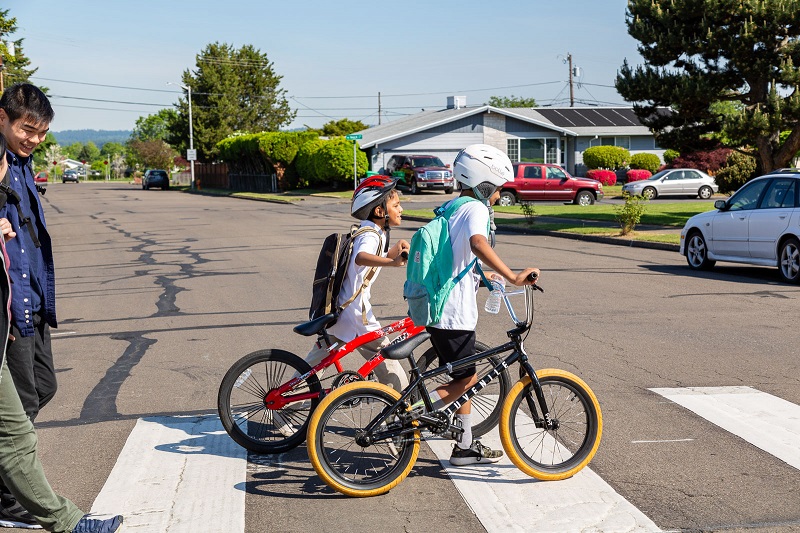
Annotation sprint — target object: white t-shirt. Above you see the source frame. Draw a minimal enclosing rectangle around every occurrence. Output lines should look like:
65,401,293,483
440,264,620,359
432,200,490,330
328,220,385,342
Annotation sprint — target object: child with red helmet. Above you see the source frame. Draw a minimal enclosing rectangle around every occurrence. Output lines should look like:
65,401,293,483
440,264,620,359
304,176,410,389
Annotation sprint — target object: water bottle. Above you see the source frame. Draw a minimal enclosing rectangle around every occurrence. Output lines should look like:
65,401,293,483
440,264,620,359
484,277,506,314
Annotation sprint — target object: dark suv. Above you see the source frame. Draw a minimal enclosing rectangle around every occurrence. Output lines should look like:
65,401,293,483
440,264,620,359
143,169,170,190
385,154,455,194
498,163,604,206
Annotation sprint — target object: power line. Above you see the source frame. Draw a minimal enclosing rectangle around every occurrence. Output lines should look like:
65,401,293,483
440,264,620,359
31,76,180,93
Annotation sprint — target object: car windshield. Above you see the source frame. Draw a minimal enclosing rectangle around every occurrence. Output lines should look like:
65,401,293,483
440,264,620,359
411,157,445,167
647,170,670,181
150,171,168,178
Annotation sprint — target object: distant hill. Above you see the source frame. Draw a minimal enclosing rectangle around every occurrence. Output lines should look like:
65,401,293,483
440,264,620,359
51,129,132,147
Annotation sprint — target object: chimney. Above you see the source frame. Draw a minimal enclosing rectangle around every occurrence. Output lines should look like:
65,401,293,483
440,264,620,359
447,95,466,109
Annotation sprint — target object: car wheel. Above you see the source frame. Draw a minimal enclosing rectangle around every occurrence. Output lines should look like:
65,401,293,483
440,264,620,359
62,180,66,184
685,231,716,270
410,179,419,195
498,191,516,207
698,186,713,199
574,191,595,206
642,187,657,200
444,187,453,194
779,237,800,283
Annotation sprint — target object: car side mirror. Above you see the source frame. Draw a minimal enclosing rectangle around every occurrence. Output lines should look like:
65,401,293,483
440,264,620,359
714,199,728,210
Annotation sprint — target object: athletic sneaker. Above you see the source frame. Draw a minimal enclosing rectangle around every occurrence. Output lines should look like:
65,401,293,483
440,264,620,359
72,514,123,533
0,491,42,529
449,440,503,466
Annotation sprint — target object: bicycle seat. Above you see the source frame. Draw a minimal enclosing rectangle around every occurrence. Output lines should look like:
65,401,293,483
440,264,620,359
381,332,431,360
293,313,337,336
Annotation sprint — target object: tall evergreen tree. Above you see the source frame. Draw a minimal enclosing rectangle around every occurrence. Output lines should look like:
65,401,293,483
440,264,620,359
172,42,295,162
616,0,800,172
0,8,37,86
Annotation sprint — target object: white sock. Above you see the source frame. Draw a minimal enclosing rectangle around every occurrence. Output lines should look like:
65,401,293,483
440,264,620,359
456,413,472,449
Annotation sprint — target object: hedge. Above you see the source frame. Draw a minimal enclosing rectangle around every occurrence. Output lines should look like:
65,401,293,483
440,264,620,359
626,169,652,182
586,169,617,186
629,153,661,174
714,151,757,194
582,146,631,170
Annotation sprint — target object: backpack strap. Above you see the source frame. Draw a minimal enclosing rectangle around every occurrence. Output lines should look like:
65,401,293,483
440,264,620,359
437,196,494,291
0,170,41,248
337,226,383,325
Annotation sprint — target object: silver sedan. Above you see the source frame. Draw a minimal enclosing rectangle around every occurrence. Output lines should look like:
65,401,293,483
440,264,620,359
622,168,718,199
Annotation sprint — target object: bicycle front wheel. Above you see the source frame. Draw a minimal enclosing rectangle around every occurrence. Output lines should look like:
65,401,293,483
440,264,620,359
307,381,420,497
500,369,602,480
218,349,321,454
415,341,510,437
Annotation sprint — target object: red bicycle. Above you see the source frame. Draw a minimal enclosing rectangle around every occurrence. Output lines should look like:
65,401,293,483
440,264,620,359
218,313,510,454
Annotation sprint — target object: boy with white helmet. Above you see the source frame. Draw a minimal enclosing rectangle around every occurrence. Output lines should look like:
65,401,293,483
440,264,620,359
303,176,410,391
427,144,540,465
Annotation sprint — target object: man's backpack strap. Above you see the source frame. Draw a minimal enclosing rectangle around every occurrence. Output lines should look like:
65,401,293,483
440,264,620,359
0,170,41,248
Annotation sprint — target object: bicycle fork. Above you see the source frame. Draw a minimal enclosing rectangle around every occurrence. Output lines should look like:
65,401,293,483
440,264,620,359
518,352,557,431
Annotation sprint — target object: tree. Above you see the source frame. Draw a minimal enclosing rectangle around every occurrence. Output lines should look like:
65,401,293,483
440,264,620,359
32,132,58,169
172,42,295,162
77,141,101,163
128,139,177,171
616,0,800,173
305,118,367,137
0,9,37,86
100,142,126,157
487,95,537,108
131,109,178,143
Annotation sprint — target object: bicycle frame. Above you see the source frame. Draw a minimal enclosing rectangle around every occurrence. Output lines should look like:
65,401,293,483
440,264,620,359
358,285,554,445
263,317,425,410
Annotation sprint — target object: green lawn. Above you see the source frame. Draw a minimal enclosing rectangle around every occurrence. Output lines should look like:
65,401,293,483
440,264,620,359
493,201,716,227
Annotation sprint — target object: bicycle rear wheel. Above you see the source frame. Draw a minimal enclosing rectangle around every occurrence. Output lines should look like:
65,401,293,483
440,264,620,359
415,341,510,437
308,381,420,497
500,369,602,480
218,349,322,454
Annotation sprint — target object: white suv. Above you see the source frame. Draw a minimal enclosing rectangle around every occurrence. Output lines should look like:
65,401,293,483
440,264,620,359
680,172,800,283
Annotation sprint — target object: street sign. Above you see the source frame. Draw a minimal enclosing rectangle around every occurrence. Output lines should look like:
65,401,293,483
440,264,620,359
187,149,197,161
345,134,362,140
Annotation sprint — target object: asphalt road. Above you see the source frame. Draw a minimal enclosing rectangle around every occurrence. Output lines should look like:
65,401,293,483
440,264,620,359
34,182,799,532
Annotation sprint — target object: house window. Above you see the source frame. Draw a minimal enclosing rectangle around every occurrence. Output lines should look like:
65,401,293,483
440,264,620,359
591,136,630,149
507,138,561,164
507,139,518,162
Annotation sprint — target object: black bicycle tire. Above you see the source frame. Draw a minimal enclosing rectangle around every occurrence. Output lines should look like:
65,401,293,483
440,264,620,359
218,349,322,454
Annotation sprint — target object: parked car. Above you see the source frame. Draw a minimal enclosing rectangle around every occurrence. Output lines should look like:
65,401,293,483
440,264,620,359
143,169,170,190
34,171,49,183
385,154,455,194
680,171,800,283
62,169,79,183
622,168,718,199
497,163,604,206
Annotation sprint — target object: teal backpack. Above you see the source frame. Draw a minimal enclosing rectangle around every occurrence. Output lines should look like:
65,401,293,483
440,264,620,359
404,197,491,326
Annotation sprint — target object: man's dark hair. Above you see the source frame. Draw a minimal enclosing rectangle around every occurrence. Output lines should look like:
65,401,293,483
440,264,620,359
0,132,6,154
0,83,55,125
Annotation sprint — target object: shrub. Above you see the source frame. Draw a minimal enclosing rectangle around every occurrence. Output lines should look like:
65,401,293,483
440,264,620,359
312,137,368,187
670,148,731,173
629,153,661,174
583,146,631,170
714,151,757,194
615,192,649,235
586,169,617,186
626,169,652,182
295,138,325,186
663,149,680,165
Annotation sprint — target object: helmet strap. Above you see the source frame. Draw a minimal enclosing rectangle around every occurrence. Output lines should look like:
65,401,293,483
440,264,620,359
471,186,492,208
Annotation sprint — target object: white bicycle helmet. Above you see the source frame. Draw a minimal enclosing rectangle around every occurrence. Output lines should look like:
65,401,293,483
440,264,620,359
453,144,514,192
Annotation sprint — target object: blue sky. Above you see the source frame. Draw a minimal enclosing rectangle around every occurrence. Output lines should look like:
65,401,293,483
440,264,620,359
5,1,644,133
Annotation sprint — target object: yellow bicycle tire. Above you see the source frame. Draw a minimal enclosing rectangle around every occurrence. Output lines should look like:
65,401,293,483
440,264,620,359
307,381,420,497
500,368,602,481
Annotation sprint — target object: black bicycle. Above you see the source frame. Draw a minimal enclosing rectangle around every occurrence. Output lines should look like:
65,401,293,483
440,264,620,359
306,278,603,497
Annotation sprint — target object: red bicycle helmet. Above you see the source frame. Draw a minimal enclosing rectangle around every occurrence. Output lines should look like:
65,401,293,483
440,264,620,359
351,175,398,220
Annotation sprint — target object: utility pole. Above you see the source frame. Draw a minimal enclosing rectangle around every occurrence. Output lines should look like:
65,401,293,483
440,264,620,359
567,53,574,107
378,92,382,125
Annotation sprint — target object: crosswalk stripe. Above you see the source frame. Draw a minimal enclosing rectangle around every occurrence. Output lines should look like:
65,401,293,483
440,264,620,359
651,386,800,471
90,416,246,532
425,398,661,532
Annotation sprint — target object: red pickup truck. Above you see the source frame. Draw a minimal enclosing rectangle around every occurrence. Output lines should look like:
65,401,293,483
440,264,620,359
498,163,604,206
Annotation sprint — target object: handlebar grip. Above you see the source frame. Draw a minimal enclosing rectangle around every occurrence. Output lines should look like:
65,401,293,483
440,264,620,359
527,272,538,281
400,251,409,260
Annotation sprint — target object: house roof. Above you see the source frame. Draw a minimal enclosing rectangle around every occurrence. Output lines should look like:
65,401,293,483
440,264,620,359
356,106,653,148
